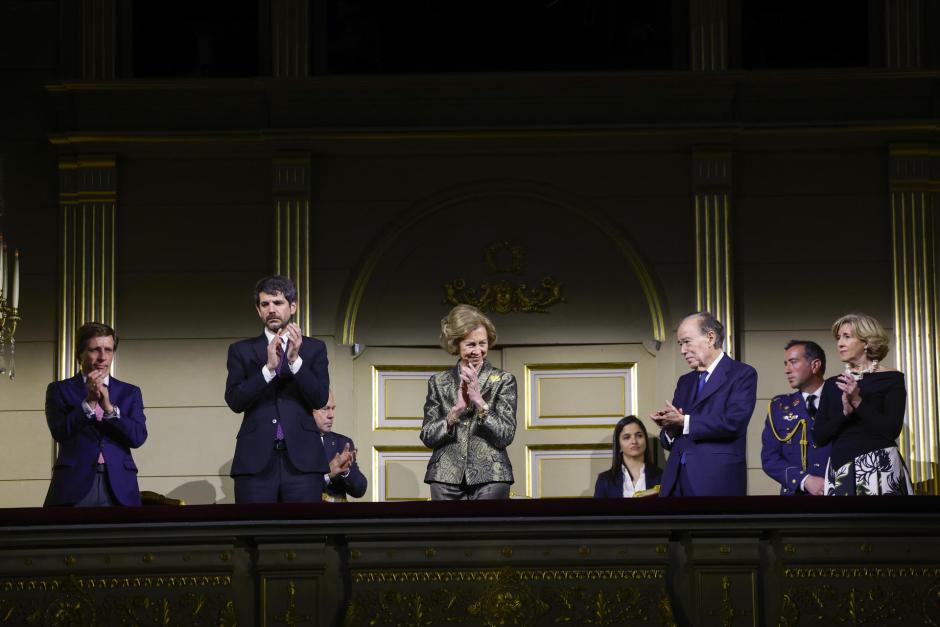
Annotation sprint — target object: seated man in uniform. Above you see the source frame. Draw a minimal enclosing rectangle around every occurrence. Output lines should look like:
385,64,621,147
313,391,367,502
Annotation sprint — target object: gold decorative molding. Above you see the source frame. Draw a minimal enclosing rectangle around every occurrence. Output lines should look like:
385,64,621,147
890,143,940,494
271,579,311,626
372,445,433,502
443,240,566,315
779,566,940,626
692,146,735,358
351,568,661,583
525,443,610,499
523,362,637,429
56,155,117,381
695,571,756,627
273,153,312,332
341,185,666,345
372,365,450,430
344,567,674,627
0,574,235,627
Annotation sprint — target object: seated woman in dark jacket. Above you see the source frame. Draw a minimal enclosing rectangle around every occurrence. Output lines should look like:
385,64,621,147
594,416,662,498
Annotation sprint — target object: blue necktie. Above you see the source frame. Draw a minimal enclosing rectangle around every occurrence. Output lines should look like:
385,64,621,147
693,371,707,403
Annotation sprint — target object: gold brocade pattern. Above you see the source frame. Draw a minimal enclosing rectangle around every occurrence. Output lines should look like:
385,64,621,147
344,567,675,627
0,575,236,627
420,361,518,486
779,567,940,626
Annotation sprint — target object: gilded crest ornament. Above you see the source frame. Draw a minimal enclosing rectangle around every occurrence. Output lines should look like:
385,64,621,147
443,241,565,315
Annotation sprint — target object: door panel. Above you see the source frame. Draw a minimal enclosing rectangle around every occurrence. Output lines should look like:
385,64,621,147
502,344,656,499
354,344,655,501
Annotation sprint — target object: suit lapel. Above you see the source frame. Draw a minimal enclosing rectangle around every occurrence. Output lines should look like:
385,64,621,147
680,371,698,408
107,377,122,404
68,373,86,405
692,355,731,408
253,333,269,368
477,360,498,399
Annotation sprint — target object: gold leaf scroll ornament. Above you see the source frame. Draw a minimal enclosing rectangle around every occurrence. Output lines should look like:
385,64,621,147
442,241,565,314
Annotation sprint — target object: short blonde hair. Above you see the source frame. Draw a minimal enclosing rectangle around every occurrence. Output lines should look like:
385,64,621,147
440,304,497,355
832,312,890,362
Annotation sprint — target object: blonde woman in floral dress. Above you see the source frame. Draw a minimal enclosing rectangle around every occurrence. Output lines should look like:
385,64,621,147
813,313,912,496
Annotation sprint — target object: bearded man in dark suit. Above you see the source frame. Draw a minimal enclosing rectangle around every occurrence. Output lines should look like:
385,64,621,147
225,275,330,503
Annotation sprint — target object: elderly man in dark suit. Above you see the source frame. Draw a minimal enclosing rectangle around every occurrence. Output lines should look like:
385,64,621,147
45,322,148,507
652,312,758,497
312,391,367,501
225,275,330,503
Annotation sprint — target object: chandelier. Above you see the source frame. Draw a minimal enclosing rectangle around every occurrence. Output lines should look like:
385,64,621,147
0,234,20,380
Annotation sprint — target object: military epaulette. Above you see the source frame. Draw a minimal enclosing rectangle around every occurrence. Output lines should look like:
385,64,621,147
765,394,809,472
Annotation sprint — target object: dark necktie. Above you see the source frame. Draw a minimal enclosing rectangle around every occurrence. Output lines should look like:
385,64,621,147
806,394,817,418
94,401,106,463
275,341,286,440
276,341,286,375
693,371,707,402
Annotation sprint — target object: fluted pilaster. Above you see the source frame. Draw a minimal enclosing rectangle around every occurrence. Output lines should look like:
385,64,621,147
57,155,117,379
890,143,940,493
692,146,735,357
273,154,312,332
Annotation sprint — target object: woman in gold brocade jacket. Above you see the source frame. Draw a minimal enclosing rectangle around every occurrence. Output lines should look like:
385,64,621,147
421,305,517,500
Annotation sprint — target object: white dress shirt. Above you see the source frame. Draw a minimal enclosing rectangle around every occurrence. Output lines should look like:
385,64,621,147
261,328,304,382
621,464,647,497
681,351,726,434
798,383,824,491
80,373,120,419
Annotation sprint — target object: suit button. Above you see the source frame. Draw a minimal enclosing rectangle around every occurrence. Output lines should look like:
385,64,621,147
272,419,277,424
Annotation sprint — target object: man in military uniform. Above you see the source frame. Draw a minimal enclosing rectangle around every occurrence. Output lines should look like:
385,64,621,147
761,340,831,495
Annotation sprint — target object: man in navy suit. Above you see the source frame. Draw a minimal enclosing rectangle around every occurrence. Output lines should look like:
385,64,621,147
225,275,331,503
651,312,757,497
313,391,367,501
761,340,830,495
45,322,148,507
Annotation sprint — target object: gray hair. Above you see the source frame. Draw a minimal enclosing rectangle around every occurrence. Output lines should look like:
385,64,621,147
684,311,725,349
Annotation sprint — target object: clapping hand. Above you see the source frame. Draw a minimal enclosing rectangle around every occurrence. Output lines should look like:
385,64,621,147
85,370,113,413
284,322,303,364
329,442,355,478
446,379,469,428
650,401,684,430
835,373,861,416
265,333,282,371
459,362,485,411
